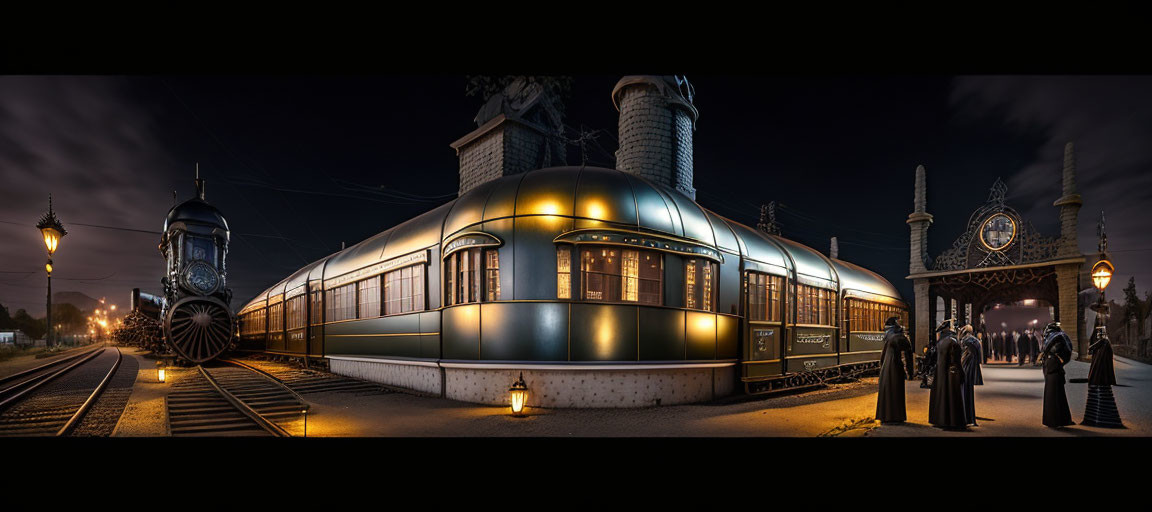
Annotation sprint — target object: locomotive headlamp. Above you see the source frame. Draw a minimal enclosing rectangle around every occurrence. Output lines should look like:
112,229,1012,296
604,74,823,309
509,372,529,417
1091,258,1113,293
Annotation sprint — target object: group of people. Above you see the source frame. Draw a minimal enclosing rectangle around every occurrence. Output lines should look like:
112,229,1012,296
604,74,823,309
875,316,1076,430
985,328,1043,365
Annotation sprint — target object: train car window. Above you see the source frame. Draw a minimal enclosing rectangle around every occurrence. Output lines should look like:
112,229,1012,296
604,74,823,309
485,249,500,301
287,295,306,330
557,247,572,299
580,247,662,305
268,302,284,332
384,265,426,314
326,284,356,322
795,284,836,326
411,265,425,312
310,290,323,326
747,272,783,322
357,276,381,319
446,249,490,306
685,259,718,311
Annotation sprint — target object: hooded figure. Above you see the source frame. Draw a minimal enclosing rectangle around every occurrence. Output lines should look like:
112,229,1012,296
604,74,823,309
1040,322,1074,428
876,316,915,423
929,319,967,429
958,324,983,426
1083,326,1123,428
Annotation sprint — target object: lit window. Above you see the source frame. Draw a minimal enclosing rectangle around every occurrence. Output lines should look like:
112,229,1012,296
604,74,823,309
747,272,783,322
580,247,662,305
310,290,323,326
287,295,306,330
384,265,426,315
685,259,718,311
795,283,835,326
557,247,571,299
357,276,380,319
485,249,500,301
325,284,356,322
445,248,491,306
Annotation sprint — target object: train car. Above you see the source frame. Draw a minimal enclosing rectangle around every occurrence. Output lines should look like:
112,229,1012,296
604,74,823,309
236,165,907,406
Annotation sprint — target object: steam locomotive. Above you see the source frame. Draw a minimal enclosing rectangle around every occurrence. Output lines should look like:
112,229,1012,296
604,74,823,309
155,170,235,364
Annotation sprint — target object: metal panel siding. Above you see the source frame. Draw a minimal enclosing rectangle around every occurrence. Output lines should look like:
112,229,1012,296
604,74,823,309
717,314,739,359
569,303,638,361
788,326,837,356
442,305,481,360
381,202,453,261
481,172,522,221
444,180,495,237
744,361,783,379
718,251,741,316
840,351,881,365
663,188,716,247
479,302,568,361
832,259,903,302
704,210,740,253
419,310,441,359
324,335,422,358
638,307,685,360
625,173,679,236
770,235,834,283
847,332,886,354
685,311,718,360
285,329,306,354
514,167,579,217
724,220,789,270
573,167,638,225
513,215,571,300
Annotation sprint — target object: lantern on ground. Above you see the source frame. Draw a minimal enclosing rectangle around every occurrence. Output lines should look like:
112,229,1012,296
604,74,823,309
157,361,167,383
509,372,528,417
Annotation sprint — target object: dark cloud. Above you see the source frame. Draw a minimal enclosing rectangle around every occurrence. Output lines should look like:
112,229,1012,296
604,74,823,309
0,77,182,315
951,76,1152,297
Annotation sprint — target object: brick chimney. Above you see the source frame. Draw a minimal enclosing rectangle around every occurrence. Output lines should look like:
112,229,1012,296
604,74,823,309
612,76,698,199
451,77,566,196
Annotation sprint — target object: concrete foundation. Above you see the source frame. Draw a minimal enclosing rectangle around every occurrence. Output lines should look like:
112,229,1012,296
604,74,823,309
327,356,737,408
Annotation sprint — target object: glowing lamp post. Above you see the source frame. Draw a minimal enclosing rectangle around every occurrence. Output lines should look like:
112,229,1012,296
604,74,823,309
157,361,167,383
1091,259,1113,294
37,195,67,349
509,372,529,417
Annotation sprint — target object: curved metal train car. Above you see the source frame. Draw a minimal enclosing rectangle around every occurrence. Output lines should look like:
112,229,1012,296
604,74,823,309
236,166,906,401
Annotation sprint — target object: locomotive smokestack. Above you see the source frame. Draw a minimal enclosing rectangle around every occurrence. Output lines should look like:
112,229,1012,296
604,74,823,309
194,163,206,200
612,75,698,199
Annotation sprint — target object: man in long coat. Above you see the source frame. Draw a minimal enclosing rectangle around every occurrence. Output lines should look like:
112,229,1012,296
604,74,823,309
958,324,984,426
876,316,915,423
929,319,967,429
1039,322,1074,428
1016,330,1028,365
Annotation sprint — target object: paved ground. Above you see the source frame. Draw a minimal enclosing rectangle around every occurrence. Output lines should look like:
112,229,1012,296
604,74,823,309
102,348,1150,437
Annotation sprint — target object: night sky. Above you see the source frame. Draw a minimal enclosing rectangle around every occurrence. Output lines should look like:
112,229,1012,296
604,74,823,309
1,75,1149,317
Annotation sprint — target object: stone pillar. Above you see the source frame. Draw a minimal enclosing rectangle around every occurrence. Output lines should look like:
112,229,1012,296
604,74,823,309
1056,262,1083,359
914,279,931,353
1054,142,1083,258
907,165,933,274
612,76,698,199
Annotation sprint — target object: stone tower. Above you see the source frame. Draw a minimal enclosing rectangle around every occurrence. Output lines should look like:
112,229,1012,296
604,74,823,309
907,165,932,273
1054,142,1083,258
907,164,933,351
612,76,699,199
1052,141,1085,358
451,77,567,196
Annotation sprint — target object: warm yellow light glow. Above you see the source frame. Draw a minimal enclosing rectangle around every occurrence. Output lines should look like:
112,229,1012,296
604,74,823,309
41,227,61,255
1091,260,1113,292
110,305,116,311
158,369,166,383
45,262,53,274
585,201,606,220
509,373,528,417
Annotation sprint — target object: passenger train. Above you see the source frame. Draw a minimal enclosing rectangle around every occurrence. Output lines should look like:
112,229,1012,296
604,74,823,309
237,165,907,399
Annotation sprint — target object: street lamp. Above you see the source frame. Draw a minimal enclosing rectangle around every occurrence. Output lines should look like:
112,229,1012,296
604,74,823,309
37,194,66,349
509,373,529,417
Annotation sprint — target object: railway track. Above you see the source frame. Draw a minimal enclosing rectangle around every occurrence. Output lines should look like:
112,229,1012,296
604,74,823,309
225,357,390,395
166,363,308,437
0,347,123,437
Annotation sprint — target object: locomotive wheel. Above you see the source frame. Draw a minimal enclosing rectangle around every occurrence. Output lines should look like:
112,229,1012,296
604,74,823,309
165,296,234,364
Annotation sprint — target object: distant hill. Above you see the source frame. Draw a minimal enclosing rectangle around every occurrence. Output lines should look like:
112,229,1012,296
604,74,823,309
53,291,101,312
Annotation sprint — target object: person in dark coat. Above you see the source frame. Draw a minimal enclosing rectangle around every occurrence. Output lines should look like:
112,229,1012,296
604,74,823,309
1088,327,1117,386
876,316,915,424
929,319,967,430
1039,322,1074,428
979,327,989,364
958,324,984,426
1016,330,1028,365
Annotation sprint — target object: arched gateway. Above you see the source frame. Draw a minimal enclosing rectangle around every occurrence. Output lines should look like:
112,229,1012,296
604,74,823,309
907,143,1088,358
